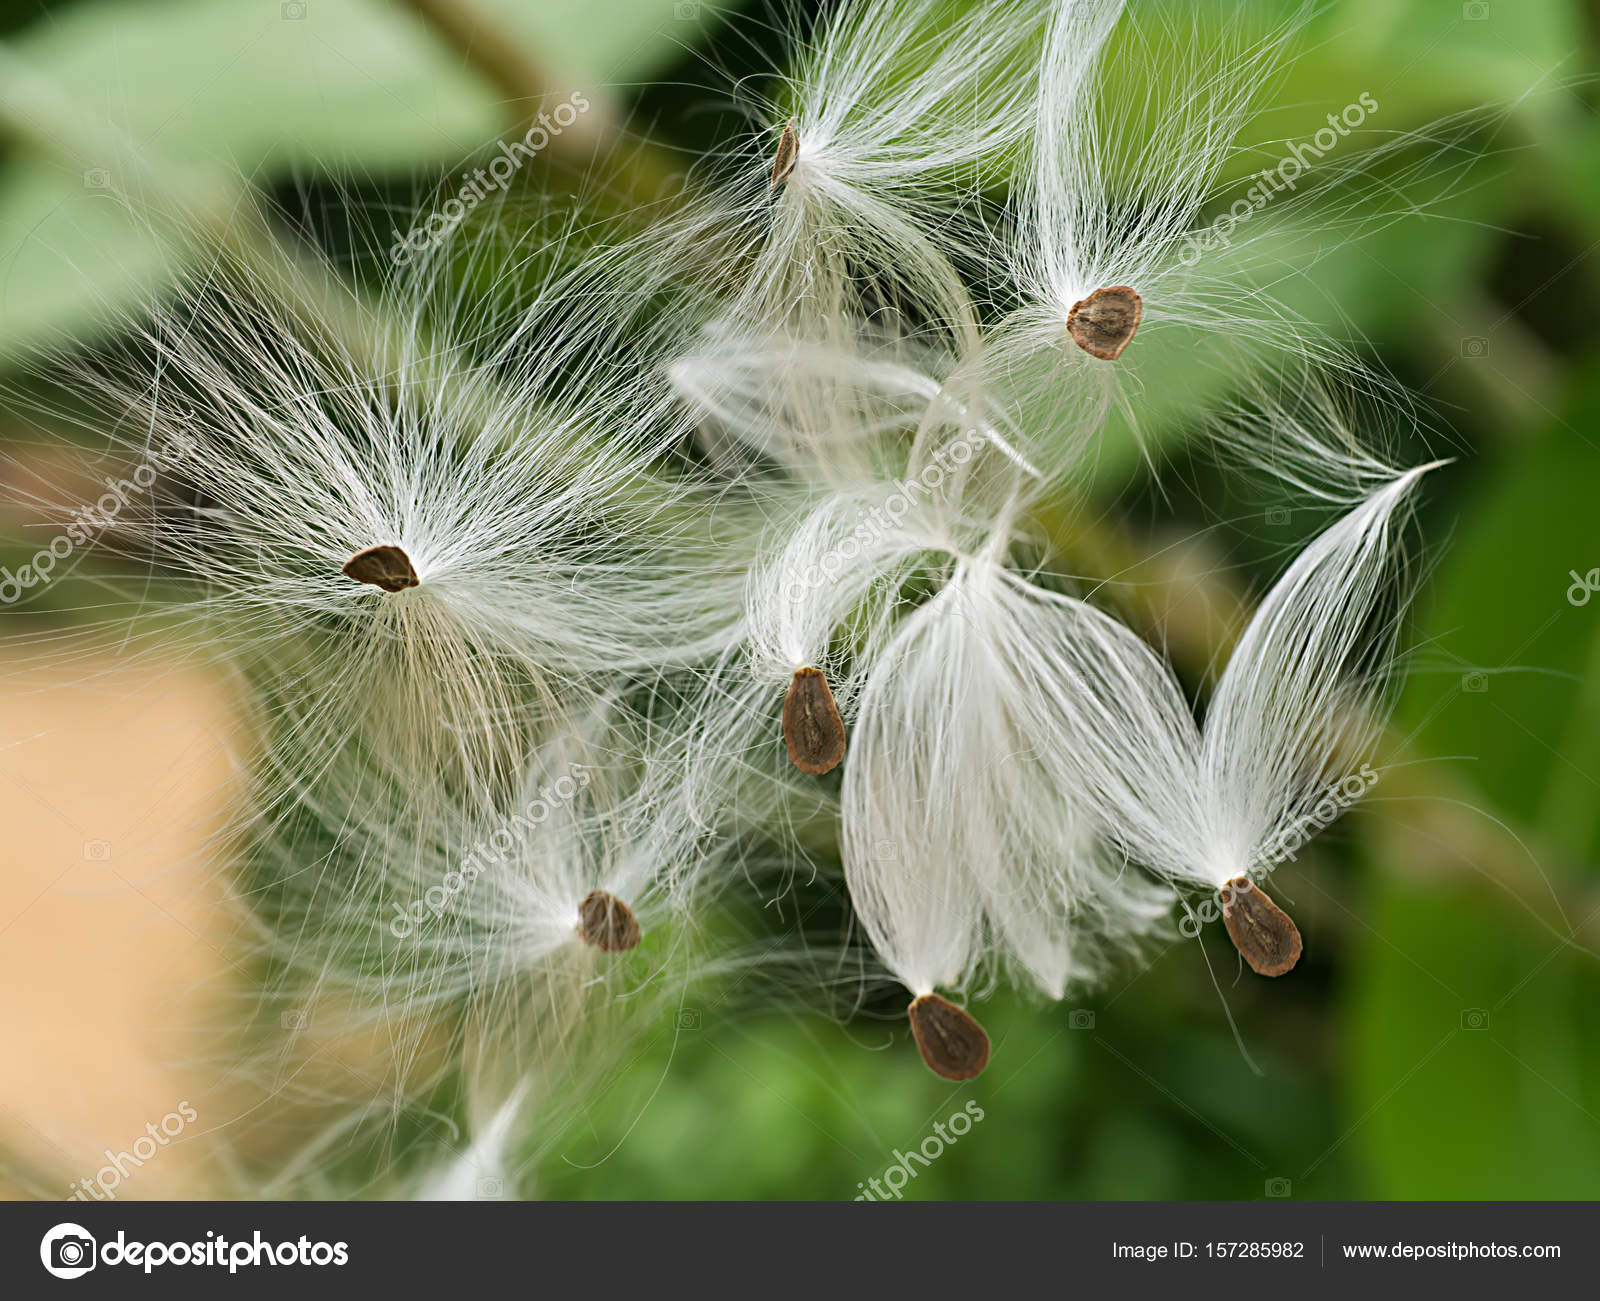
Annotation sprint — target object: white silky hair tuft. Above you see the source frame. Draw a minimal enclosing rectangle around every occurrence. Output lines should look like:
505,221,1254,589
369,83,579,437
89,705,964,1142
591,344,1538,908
984,0,1476,481
737,0,1048,330
247,684,718,1005
0,0,1493,1174
1021,460,1442,892
841,556,1172,1003
660,313,1035,840
980,0,1303,470
600,0,1053,353
35,217,764,801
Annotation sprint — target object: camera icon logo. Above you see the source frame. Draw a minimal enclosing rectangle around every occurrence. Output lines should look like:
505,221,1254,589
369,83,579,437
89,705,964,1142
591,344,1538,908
1460,1008,1490,1030
82,169,111,190
1265,506,1291,526
82,840,111,861
1265,1177,1292,1198
1068,1009,1095,1030
1460,335,1489,358
1462,1,1490,19
1461,671,1488,694
476,1175,504,1199
282,0,308,18
40,1223,97,1279
676,1008,702,1030
280,1009,308,1030
674,1,702,18
872,839,899,862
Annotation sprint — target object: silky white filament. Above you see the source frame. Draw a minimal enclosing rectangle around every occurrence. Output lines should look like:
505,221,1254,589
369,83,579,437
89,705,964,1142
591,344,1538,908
1023,463,1441,893
842,556,1172,1004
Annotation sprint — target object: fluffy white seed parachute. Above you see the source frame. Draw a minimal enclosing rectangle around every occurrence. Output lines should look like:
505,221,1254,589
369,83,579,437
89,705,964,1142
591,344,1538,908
253,688,713,1000
738,0,1046,330
51,230,754,794
0,0,1481,1163
662,478,962,850
669,326,960,485
219,693,734,1195
1029,464,1440,936
842,556,1173,1009
662,320,1035,836
666,319,1043,491
985,0,1427,478
608,0,1050,348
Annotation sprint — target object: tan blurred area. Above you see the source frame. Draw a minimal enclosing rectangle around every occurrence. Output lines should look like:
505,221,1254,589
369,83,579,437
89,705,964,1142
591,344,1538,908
0,411,463,1200
0,645,246,1199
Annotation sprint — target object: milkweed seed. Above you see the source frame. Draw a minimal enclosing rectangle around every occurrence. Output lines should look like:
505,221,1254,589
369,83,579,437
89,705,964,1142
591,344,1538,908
771,119,799,188
1066,285,1142,361
342,544,419,592
782,666,846,775
577,889,642,952
908,993,990,1081
1221,877,1302,977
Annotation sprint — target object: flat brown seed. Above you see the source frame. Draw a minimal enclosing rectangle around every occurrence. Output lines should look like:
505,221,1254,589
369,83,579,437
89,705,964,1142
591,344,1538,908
1221,877,1302,977
576,889,642,953
782,666,846,775
907,993,990,1081
770,119,799,188
1066,285,1143,361
342,544,419,592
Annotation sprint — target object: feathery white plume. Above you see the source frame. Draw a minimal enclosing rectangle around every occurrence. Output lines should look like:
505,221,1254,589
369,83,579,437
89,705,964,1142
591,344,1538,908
1028,461,1442,974
609,0,1050,349
985,0,1397,477
841,553,1171,1079
50,230,755,795
0,0,1480,1185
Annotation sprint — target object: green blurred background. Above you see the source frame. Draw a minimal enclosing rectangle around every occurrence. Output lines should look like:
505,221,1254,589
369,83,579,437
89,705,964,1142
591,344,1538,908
1,0,1598,1200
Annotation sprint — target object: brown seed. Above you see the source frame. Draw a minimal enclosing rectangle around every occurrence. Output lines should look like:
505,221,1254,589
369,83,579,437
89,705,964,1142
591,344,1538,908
907,993,990,1081
1066,285,1143,361
342,544,419,593
770,119,799,188
1220,876,1302,977
576,889,642,953
782,666,846,775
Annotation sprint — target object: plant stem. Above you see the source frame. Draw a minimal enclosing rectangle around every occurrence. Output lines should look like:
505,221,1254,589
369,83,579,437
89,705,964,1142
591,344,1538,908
389,0,688,213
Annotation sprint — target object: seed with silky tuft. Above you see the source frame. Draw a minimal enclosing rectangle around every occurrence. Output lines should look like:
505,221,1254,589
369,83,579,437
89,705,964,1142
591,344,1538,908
770,119,799,188
1066,285,1142,361
908,993,990,1081
1220,877,1302,977
342,544,419,592
782,666,846,775
576,889,641,953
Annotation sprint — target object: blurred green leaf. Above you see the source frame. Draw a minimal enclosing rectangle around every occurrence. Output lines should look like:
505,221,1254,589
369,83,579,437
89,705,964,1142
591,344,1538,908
0,0,731,360
1349,369,1600,1198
